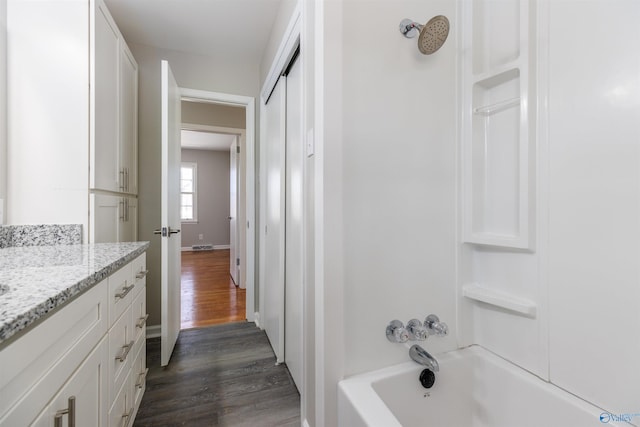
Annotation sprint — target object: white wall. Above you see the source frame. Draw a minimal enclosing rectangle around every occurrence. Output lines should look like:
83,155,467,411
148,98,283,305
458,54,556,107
181,101,245,129
0,0,6,224
307,1,459,425
340,0,458,377
547,0,640,415
130,42,259,327
260,0,298,86
6,0,89,236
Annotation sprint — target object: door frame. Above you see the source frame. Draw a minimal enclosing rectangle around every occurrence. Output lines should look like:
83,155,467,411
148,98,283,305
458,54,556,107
180,88,256,323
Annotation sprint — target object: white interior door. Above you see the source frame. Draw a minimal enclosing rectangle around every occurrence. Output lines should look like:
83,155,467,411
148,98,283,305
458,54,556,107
264,77,286,363
284,56,303,390
160,60,182,366
230,136,239,285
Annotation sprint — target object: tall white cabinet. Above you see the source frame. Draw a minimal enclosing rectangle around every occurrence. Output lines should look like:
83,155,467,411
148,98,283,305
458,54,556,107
6,0,138,243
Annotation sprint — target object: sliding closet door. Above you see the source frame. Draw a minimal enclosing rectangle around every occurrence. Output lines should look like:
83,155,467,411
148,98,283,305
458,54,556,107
263,77,286,363
284,56,303,390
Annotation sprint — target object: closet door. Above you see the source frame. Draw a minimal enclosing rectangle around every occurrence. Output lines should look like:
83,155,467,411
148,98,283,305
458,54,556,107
284,56,303,391
263,77,287,363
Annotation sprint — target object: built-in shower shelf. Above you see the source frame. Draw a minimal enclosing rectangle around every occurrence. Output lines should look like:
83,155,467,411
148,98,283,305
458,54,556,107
472,62,522,85
474,97,521,116
462,283,537,318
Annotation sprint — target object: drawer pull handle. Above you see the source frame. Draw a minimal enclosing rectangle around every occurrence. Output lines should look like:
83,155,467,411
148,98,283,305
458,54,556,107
120,407,134,427
136,269,149,279
116,340,135,362
136,368,149,389
136,314,149,329
115,284,135,300
54,396,75,427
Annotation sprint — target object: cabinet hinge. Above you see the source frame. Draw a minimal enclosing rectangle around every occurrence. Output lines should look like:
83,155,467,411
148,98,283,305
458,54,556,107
236,258,240,266
237,146,240,154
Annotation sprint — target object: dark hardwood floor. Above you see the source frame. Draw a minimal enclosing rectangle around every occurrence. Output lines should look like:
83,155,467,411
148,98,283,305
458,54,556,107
134,322,300,427
181,250,246,329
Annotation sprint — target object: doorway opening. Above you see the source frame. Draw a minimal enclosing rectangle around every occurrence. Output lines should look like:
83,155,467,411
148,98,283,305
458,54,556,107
179,120,246,329
178,91,256,331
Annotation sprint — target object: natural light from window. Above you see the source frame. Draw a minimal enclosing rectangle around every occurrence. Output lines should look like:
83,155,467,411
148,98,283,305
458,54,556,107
181,162,197,222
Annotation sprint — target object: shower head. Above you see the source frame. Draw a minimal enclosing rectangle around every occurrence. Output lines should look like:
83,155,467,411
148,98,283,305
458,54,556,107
399,15,450,55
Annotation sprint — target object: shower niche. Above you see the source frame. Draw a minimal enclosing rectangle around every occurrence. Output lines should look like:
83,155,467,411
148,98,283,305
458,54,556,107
462,0,535,250
458,0,542,373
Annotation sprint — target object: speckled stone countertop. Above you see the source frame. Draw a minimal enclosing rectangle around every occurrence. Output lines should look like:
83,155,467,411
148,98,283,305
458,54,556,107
0,242,149,346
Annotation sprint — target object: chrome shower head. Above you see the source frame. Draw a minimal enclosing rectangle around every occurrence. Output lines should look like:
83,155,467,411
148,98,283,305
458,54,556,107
399,15,450,55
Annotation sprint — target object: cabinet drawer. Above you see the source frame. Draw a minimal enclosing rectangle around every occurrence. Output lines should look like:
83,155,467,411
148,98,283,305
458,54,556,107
108,372,134,427
130,335,147,415
0,280,108,420
131,285,147,344
1,336,109,427
108,263,134,326
108,309,133,406
130,253,146,299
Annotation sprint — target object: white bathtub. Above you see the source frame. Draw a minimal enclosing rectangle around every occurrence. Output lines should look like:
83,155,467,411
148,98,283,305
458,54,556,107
338,345,631,427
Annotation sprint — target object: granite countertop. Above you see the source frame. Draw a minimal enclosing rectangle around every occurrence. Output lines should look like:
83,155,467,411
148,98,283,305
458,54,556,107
0,242,150,346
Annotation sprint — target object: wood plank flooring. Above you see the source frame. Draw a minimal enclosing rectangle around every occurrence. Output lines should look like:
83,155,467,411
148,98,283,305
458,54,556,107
133,322,300,427
181,250,246,329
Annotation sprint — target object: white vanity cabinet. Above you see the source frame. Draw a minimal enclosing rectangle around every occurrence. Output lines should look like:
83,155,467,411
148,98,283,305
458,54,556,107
108,253,148,426
0,252,148,427
6,0,138,243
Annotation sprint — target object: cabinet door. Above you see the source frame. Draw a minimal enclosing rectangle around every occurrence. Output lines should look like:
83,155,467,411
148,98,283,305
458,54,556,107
118,197,137,242
91,193,121,243
33,337,108,427
92,1,120,192
119,44,138,195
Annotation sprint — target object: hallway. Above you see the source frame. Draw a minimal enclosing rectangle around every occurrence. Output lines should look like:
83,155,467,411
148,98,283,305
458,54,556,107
133,323,300,426
181,249,246,329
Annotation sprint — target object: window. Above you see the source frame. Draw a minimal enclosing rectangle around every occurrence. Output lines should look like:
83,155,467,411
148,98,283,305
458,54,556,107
180,162,197,222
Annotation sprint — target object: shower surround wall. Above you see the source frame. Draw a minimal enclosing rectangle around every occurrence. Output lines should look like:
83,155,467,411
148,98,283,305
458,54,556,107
340,0,458,377
330,0,639,423
458,0,640,419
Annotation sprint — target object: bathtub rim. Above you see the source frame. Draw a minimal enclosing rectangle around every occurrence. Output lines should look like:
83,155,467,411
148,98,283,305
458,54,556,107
338,344,630,427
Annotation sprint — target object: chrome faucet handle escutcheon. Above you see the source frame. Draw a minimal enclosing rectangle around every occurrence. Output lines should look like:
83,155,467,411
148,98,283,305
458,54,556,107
407,318,429,341
386,320,409,343
425,314,448,337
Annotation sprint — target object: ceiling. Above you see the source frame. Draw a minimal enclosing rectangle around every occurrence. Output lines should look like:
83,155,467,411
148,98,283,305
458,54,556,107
181,130,236,151
103,0,282,63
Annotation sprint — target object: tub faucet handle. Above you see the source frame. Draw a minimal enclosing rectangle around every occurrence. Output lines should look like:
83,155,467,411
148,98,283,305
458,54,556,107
425,314,448,337
386,320,409,343
407,318,429,341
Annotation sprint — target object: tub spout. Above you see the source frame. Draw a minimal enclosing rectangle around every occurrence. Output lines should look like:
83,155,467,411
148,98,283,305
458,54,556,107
409,344,439,372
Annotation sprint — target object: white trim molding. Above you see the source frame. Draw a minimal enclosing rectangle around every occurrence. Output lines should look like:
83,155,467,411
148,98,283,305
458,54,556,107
146,324,161,339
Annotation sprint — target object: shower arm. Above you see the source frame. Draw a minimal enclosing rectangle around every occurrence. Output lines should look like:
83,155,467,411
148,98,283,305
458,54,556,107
399,19,423,38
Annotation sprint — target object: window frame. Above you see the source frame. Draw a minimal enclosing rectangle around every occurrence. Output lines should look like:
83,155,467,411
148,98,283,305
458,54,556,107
180,162,198,223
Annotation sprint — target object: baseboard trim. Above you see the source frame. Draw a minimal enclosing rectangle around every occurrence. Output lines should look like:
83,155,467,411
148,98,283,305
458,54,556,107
146,324,161,338
181,244,230,251
254,312,261,329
